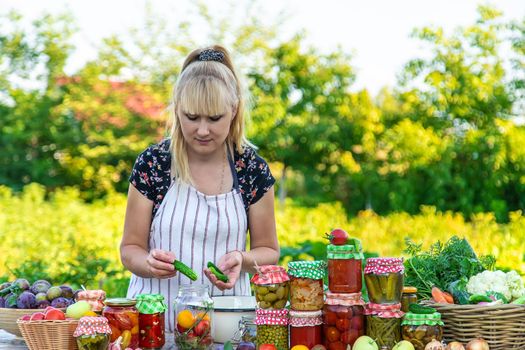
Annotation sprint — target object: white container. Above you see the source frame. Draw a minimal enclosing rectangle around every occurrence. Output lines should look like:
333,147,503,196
211,295,256,344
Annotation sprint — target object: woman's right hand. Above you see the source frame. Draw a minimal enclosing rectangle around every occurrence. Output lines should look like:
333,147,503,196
146,249,177,279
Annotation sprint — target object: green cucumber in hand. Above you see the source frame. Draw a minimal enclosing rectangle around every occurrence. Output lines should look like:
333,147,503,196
207,261,229,283
173,260,198,281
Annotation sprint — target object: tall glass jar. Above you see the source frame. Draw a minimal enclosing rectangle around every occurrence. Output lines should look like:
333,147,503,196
288,260,326,311
251,265,290,309
364,257,404,304
401,312,444,350
289,310,323,348
327,238,364,293
365,303,405,350
73,316,111,350
174,285,214,350
323,292,365,349
136,294,167,350
401,287,418,313
103,298,139,348
255,308,289,350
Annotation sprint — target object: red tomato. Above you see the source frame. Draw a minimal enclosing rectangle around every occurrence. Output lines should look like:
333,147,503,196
341,329,358,345
352,306,364,316
259,344,277,350
351,316,364,330
325,326,341,342
326,228,349,245
328,341,345,350
345,307,354,319
324,311,337,325
194,320,210,337
335,318,350,332
176,323,187,333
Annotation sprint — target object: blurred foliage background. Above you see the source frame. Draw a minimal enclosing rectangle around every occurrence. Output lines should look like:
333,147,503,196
1,4,525,296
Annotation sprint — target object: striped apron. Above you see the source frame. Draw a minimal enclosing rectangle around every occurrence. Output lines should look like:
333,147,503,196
126,156,250,332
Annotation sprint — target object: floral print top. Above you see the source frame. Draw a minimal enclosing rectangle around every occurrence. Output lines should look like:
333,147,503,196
129,138,275,217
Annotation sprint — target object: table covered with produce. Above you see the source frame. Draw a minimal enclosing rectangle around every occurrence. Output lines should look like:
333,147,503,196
1,230,524,350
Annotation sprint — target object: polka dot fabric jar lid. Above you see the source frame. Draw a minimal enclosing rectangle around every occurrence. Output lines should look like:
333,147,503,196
73,316,112,337
255,308,289,326
364,257,404,274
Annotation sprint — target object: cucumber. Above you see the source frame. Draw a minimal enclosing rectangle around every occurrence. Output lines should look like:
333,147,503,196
207,261,229,283
468,294,492,304
408,303,436,314
173,260,198,281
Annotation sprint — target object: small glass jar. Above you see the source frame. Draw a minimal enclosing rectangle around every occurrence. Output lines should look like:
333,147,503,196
174,285,214,350
103,298,139,348
251,265,290,309
136,294,166,350
401,312,444,350
76,289,106,313
288,260,326,311
237,315,256,343
323,292,365,349
327,239,364,293
401,287,418,313
73,316,111,350
364,257,404,304
255,308,289,350
365,303,404,350
289,310,323,348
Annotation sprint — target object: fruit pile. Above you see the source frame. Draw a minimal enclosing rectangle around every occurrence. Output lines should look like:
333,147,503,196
0,278,76,309
175,309,213,350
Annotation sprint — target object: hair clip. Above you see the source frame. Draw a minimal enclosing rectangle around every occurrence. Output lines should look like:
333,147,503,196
197,49,225,63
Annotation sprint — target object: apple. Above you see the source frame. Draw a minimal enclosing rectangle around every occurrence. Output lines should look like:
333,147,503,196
353,336,379,350
392,341,416,350
29,312,45,321
45,308,66,320
19,314,31,321
66,300,91,319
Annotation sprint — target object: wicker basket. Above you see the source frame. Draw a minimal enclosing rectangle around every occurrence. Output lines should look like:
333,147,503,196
424,302,525,349
17,319,79,350
0,307,42,337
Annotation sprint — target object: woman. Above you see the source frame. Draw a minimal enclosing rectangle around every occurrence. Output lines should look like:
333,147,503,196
120,45,280,331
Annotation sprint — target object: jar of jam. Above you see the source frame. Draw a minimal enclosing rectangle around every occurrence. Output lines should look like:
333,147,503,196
255,308,289,350
401,287,418,313
74,316,111,350
288,260,326,311
174,284,214,350
327,238,364,293
75,289,106,313
251,265,290,309
365,302,405,350
103,298,139,348
364,257,404,304
289,310,322,348
323,292,366,349
136,293,166,349
401,311,443,350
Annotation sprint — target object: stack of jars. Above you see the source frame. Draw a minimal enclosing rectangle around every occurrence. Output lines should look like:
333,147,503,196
324,238,366,350
364,257,405,350
252,265,290,350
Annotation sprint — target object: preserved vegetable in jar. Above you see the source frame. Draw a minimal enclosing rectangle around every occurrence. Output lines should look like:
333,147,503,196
365,302,404,350
251,265,290,309
74,316,111,350
255,308,288,350
289,310,322,348
323,292,365,349
136,293,167,350
103,298,139,348
401,287,418,313
327,238,364,293
288,260,326,311
401,311,443,350
364,257,404,304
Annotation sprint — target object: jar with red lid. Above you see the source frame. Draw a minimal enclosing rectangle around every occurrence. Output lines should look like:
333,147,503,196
323,292,365,349
255,308,289,350
364,257,404,304
103,298,139,348
289,310,323,348
75,289,106,313
136,294,166,350
365,302,404,350
288,260,326,311
327,238,364,293
74,316,112,350
251,265,290,309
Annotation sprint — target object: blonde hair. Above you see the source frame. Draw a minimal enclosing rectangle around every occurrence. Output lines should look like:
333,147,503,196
169,45,250,184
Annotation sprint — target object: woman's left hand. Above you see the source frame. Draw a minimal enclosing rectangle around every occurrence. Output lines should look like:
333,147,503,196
204,251,243,291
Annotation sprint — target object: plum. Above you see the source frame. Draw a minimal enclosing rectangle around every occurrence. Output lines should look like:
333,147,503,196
59,285,74,299
30,280,51,294
0,296,5,308
37,299,50,309
35,292,47,302
46,286,62,300
0,282,11,291
12,279,30,290
237,342,256,350
5,293,18,308
51,297,70,308
17,291,37,309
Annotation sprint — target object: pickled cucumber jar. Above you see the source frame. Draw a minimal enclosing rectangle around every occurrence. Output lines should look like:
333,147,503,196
288,260,326,311
289,310,323,348
401,287,418,313
255,308,289,350
365,303,405,350
73,316,111,350
327,238,364,293
401,312,444,350
251,265,290,309
136,293,167,350
364,257,404,304
323,292,365,349
103,298,139,348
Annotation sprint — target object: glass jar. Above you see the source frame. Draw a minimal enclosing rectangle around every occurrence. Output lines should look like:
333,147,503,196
365,303,404,350
103,298,139,348
323,292,365,349
401,312,444,350
288,260,326,311
289,310,322,348
401,287,418,313
364,257,404,304
327,238,364,293
136,294,167,350
75,289,106,313
251,265,290,309
174,285,214,350
73,316,111,350
255,308,289,350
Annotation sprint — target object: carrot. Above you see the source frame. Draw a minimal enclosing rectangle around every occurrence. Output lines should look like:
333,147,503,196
431,286,449,303
442,291,454,304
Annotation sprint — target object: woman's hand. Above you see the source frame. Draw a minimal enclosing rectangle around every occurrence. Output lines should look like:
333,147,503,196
204,251,243,291
146,249,177,279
